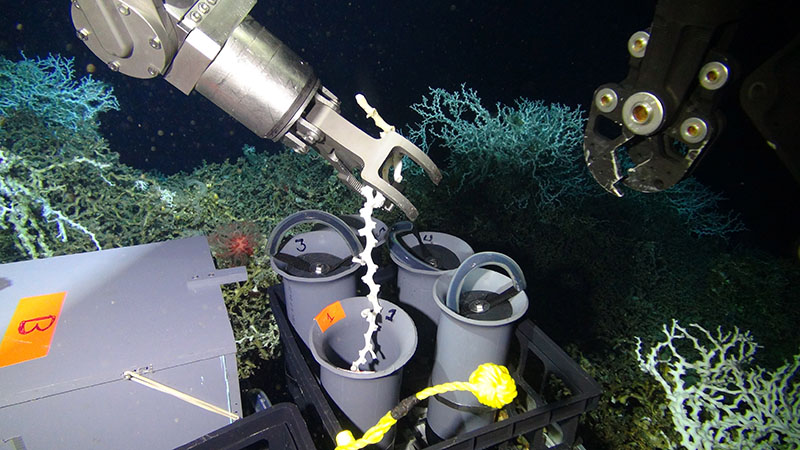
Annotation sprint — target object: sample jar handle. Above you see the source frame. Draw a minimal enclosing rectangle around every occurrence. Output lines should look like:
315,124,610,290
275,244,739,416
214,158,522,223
267,210,363,257
445,252,526,312
388,221,439,271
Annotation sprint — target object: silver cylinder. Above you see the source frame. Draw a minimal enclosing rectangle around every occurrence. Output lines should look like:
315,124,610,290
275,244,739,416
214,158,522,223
195,16,319,140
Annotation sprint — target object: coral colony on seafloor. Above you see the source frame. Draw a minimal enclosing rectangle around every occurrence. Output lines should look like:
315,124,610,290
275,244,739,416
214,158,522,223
637,320,800,449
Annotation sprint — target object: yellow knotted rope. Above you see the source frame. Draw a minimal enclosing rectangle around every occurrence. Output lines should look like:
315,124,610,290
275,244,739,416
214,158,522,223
334,363,517,450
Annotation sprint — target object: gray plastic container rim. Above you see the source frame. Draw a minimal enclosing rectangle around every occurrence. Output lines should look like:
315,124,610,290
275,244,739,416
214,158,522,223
268,210,363,282
435,251,528,325
389,227,474,274
308,297,417,380
326,214,389,248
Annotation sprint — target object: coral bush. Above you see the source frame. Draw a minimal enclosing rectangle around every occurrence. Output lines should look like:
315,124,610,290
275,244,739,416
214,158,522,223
636,320,800,449
1,54,118,258
406,84,592,214
0,53,119,133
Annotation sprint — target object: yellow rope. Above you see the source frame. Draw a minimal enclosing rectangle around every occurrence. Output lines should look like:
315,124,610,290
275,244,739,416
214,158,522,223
334,363,516,450
335,412,397,449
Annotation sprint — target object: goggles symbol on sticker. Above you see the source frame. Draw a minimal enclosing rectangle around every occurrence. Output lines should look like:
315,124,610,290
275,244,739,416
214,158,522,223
18,315,57,335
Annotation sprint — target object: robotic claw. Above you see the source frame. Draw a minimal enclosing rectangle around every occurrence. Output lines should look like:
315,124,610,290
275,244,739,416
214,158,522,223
70,0,441,220
584,0,799,196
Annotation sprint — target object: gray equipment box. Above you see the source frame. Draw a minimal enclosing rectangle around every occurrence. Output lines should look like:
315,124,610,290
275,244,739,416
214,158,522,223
0,236,245,449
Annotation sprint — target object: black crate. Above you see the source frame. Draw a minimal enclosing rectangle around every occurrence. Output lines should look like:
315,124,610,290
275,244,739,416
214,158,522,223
269,284,601,450
176,402,315,450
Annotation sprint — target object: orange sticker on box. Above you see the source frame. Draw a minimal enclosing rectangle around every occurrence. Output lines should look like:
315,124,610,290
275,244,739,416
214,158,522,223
0,292,67,368
314,300,345,333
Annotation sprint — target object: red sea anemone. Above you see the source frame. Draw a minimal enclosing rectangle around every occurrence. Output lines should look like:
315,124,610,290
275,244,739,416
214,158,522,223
208,221,262,266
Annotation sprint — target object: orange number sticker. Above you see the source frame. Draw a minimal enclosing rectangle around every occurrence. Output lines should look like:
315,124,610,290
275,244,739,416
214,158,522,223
314,301,345,333
0,292,67,368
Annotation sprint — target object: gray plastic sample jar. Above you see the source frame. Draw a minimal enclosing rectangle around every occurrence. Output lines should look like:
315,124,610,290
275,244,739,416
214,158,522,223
269,210,363,348
427,252,529,439
389,222,474,328
309,297,416,449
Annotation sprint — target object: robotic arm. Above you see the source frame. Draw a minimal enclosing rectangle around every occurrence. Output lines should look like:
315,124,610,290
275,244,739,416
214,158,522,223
583,0,799,196
70,0,441,220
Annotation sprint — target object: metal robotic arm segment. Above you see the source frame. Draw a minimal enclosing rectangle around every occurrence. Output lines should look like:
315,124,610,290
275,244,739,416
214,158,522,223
583,0,746,196
70,0,441,220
